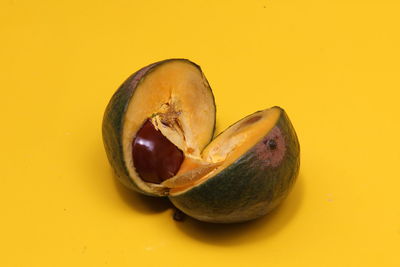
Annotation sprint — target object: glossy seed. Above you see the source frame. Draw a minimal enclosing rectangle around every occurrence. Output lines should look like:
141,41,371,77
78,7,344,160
132,119,184,184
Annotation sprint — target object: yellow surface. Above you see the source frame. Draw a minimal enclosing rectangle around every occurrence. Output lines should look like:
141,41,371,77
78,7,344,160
1,0,399,266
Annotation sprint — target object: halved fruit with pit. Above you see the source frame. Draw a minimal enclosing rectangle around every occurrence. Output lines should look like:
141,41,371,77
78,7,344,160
102,59,216,195
102,59,300,222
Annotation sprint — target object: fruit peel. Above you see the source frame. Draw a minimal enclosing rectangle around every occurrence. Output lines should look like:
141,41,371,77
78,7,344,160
169,109,299,223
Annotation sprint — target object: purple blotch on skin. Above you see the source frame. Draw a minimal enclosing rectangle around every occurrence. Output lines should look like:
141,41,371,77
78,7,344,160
254,126,286,168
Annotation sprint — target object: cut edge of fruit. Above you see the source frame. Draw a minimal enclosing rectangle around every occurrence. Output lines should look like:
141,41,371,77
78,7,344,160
167,107,282,195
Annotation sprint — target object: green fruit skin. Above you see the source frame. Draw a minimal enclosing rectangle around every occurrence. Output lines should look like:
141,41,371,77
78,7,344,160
169,108,300,223
102,59,216,196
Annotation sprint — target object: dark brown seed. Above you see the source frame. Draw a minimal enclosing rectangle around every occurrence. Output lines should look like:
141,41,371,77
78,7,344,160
132,119,184,184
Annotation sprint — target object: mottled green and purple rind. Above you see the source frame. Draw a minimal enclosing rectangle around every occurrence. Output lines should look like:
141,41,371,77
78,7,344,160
102,59,216,196
169,107,300,223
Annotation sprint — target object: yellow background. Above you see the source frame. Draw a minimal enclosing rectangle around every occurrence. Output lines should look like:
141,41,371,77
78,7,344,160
1,0,399,266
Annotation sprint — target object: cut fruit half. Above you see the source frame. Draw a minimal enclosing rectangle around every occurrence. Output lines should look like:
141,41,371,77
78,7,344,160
102,59,216,195
168,107,300,223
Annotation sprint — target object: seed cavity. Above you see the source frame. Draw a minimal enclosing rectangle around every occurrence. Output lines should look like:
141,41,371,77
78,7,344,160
235,115,262,132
